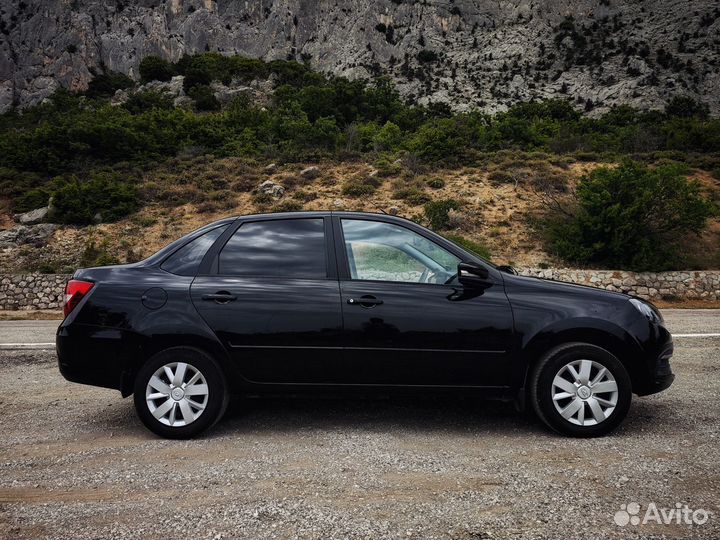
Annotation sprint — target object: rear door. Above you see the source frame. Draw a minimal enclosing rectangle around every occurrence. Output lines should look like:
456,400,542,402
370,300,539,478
190,215,344,384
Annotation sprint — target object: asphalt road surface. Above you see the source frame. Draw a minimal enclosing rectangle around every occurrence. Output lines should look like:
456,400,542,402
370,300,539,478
0,320,58,348
0,310,718,539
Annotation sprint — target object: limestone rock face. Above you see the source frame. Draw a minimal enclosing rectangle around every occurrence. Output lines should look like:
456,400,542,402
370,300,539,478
0,0,720,113
1,0,718,114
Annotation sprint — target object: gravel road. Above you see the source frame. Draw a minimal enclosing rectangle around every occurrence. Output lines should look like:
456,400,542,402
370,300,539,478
1,312,718,539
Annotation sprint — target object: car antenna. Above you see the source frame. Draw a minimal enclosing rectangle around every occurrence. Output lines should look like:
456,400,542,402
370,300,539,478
376,206,388,215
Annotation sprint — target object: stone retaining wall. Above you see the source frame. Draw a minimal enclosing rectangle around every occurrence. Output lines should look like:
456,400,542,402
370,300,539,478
518,268,720,301
0,274,71,310
0,269,718,311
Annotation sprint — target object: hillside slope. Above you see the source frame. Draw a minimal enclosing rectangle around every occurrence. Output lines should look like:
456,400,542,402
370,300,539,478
1,156,718,274
2,0,719,113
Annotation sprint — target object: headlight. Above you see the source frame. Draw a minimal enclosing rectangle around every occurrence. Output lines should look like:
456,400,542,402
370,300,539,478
629,298,664,324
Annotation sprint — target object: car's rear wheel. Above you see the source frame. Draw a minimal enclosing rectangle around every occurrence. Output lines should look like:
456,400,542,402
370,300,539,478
133,347,228,439
530,343,632,437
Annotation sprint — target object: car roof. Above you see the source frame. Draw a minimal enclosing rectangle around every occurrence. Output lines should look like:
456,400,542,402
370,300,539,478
229,210,419,226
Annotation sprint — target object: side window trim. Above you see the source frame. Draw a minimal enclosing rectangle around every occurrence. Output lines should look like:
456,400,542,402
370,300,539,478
197,218,242,276
201,216,334,279
324,217,338,280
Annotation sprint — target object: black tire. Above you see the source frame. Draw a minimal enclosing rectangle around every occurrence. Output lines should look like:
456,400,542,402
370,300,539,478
530,342,632,437
133,347,228,439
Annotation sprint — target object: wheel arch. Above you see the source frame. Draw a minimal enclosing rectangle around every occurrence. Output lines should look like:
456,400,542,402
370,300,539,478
519,321,645,395
120,334,240,397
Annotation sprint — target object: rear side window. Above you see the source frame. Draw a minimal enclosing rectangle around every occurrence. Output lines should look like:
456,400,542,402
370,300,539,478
161,225,228,276
219,218,326,278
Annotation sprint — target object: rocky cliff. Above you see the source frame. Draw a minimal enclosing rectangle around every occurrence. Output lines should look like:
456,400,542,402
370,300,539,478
1,0,719,114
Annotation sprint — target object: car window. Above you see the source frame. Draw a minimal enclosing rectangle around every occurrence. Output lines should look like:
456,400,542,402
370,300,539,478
161,225,228,276
341,219,460,284
219,218,326,278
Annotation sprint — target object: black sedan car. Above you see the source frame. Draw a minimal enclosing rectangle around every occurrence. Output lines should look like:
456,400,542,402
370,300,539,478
57,212,674,439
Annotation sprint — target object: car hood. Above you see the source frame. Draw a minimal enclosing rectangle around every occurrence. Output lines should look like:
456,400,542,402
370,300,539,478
501,271,630,300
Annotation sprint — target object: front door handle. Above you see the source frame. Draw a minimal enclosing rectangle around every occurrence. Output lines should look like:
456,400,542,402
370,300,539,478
202,291,237,304
347,295,383,308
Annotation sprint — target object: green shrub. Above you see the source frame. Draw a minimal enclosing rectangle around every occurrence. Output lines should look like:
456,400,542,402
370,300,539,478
407,117,472,162
427,177,445,189
665,96,710,119
393,187,431,204
0,168,45,199
80,241,121,267
418,50,439,63
373,121,402,151
180,55,217,90
292,190,318,202
251,191,274,206
50,175,138,225
488,170,516,184
273,200,303,212
444,233,492,259
342,177,379,197
14,188,50,213
122,90,174,114
188,85,221,111
85,71,134,99
178,53,270,89
32,260,63,274
373,156,402,177
139,56,175,83
549,161,715,270
424,199,461,229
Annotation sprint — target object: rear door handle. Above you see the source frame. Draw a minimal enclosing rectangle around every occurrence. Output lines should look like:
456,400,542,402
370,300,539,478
347,295,383,308
202,291,237,303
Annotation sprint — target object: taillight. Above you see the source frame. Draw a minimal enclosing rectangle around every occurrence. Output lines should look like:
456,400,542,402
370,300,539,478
63,280,94,317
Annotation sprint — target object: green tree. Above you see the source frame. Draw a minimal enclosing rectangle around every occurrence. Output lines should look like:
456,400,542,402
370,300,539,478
665,95,710,119
85,71,134,99
188,85,221,111
549,161,715,270
408,117,472,162
122,90,174,114
363,77,403,123
139,56,175,82
373,121,402,151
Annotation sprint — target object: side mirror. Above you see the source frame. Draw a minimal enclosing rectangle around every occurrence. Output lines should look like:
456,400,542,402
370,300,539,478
496,264,517,275
457,262,490,287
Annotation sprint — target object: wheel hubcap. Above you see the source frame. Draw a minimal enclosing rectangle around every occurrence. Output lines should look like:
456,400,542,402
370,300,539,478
551,359,618,426
145,362,209,427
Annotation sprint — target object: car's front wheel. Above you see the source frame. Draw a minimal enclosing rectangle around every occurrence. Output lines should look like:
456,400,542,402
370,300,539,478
530,343,632,437
133,347,228,439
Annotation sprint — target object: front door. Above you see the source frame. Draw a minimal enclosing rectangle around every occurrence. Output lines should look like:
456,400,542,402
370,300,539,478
191,216,343,384
336,217,514,387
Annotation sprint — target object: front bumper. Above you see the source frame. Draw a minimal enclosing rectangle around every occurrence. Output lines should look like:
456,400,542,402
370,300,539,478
636,336,675,396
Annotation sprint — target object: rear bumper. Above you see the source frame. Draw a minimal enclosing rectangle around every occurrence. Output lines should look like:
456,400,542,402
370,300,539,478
57,323,136,393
